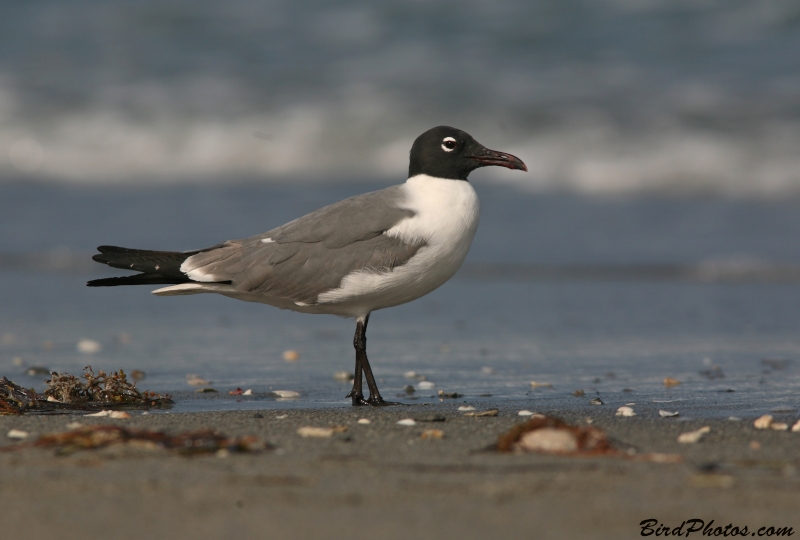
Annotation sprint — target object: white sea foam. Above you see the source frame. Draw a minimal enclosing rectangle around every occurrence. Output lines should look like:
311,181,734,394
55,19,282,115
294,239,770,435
0,0,798,195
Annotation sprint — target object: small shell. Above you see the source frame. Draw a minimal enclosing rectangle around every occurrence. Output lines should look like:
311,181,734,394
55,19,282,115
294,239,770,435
418,381,436,390
518,410,535,416
659,410,679,418
420,429,444,439
397,418,417,426
677,426,710,444
792,419,800,432
242,389,253,396
272,390,300,398
357,418,371,425
590,398,603,405
529,381,552,388
7,429,29,439
615,406,636,417
297,426,345,438
770,422,789,431
186,374,210,386
753,415,774,429
457,405,475,411
663,377,681,387
76,339,102,354
282,350,299,362
463,409,499,417
333,371,353,381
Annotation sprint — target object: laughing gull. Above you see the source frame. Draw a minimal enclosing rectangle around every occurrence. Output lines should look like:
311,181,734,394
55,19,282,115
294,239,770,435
88,126,527,405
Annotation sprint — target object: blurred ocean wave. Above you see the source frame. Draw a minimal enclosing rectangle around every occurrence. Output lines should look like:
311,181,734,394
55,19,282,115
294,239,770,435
1,0,799,194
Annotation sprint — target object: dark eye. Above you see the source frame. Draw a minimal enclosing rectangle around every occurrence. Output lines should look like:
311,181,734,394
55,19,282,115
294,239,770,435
441,137,457,152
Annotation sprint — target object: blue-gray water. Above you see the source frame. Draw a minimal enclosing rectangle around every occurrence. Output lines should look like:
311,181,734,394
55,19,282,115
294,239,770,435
2,181,800,417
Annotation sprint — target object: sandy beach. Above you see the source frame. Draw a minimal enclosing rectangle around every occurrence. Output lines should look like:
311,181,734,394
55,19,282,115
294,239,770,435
1,402,798,539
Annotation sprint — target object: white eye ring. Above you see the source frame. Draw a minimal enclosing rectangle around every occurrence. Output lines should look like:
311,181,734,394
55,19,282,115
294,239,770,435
441,137,457,152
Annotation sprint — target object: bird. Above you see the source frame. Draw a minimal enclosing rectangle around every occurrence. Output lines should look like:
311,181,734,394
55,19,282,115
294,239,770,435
87,126,527,406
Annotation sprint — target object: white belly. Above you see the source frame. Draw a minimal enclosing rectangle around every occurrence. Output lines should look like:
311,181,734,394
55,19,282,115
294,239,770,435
315,175,480,317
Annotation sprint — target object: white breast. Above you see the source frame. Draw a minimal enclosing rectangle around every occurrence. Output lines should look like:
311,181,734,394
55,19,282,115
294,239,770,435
316,174,480,316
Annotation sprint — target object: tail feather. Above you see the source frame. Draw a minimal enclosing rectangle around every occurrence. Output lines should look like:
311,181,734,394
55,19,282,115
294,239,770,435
88,244,228,288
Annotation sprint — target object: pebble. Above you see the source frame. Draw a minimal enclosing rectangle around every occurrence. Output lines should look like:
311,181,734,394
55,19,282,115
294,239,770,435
590,398,603,405
297,426,346,438
663,377,681,387
403,385,415,394
272,390,300,398
771,422,789,431
414,415,446,423
437,390,462,398
615,406,636,417
457,406,475,411
397,418,417,426
76,339,102,354
518,410,535,416
791,419,800,432
529,381,552,388
677,426,710,444
420,429,444,439
7,429,29,439
333,371,354,381
418,381,436,390
357,418,371,425
404,371,420,379
463,409,499,417
572,389,585,397
754,415,774,429
282,350,299,362
659,410,680,418
195,387,218,393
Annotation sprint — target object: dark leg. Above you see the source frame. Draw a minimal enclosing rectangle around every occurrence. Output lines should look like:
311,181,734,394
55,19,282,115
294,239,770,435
345,314,398,406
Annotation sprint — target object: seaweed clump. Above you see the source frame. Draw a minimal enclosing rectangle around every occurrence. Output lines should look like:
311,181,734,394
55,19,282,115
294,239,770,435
8,425,266,456
0,366,172,415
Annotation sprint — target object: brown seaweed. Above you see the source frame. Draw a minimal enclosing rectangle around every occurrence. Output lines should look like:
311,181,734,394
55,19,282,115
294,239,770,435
3,425,265,456
0,366,172,415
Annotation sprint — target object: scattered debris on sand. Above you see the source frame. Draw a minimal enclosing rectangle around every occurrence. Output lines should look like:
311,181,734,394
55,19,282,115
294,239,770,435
3,425,265,456
496,415,616,456
1,367,172,415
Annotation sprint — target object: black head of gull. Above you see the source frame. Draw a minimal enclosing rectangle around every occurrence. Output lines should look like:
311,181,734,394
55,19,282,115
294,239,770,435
408,126,527,180
88,126,527,407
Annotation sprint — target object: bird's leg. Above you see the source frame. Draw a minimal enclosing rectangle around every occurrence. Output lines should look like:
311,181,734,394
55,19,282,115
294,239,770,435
346,316,368,406
345,314,398,406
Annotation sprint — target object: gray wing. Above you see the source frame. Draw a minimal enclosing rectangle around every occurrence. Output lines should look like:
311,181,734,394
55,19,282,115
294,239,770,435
181,186,424,305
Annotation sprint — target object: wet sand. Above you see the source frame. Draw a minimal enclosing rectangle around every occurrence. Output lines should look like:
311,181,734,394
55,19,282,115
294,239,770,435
1,402,798,539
